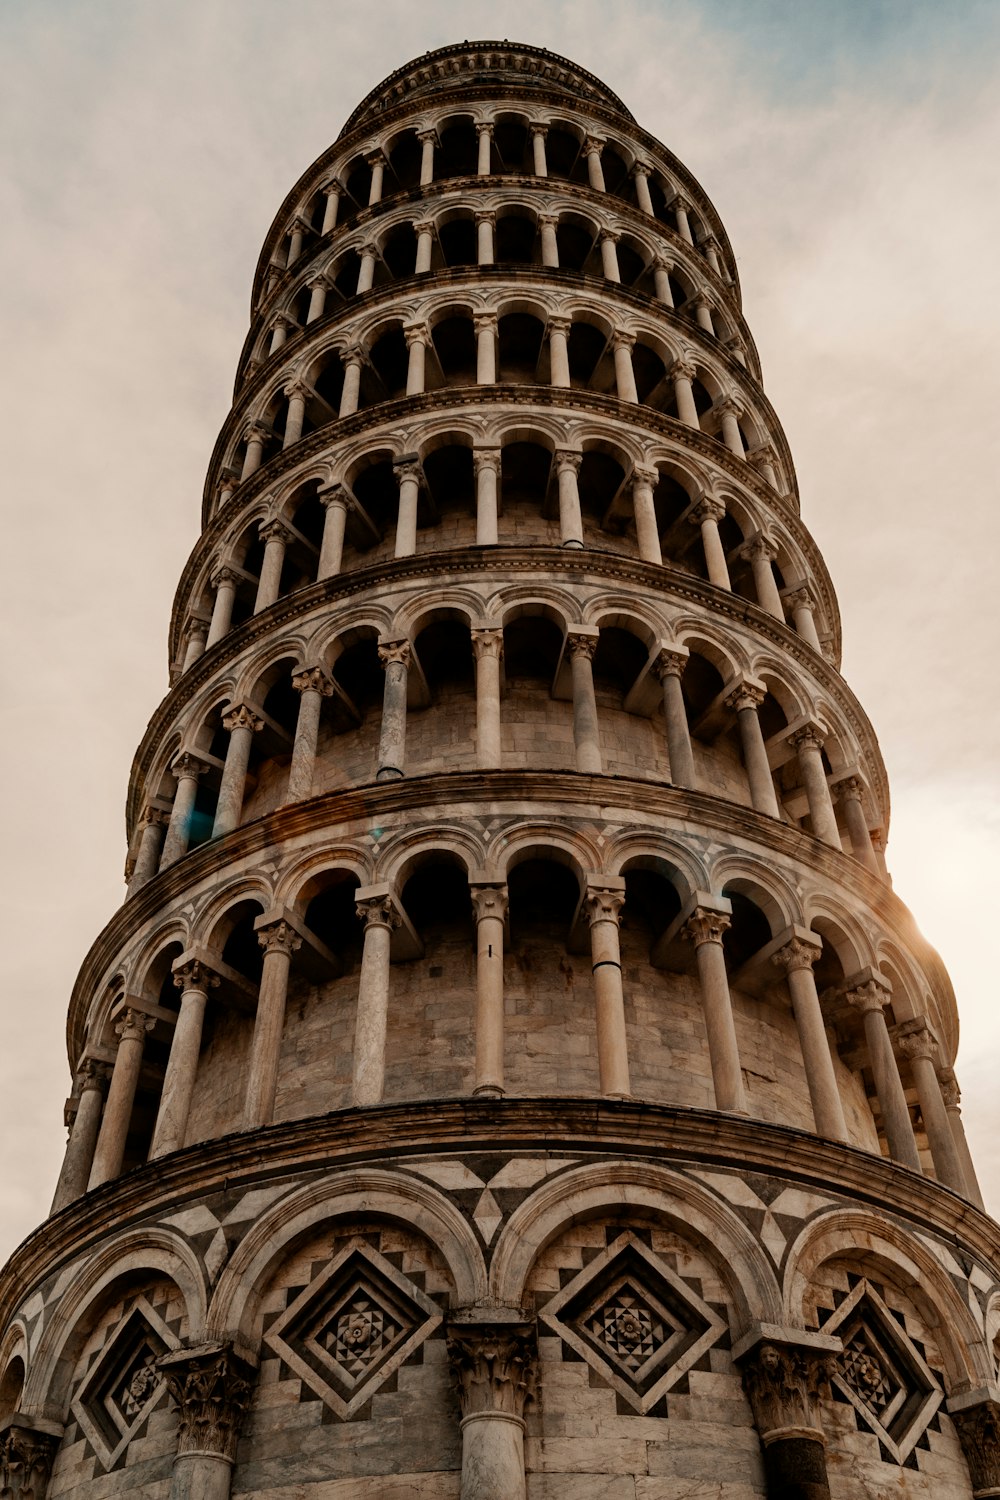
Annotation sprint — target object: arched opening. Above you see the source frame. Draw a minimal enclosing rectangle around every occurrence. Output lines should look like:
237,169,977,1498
437,121,478,179
500,442,558,544
423,444,475,546
241,664,299,821
492,119,531,174
601,144,631,201
297,868,364,1110
344,458,397,565
495,212,538,265
382,221,418,280
556,217,600,275
0,1356,25,1420
367,326,409,404
546,127,587,184
592,626,662,777
432,314,477,385
386,131,422,192
438,216,477,267
501,612,569,767
497,313,545,384
329,247,361,301
620,860,689,1103
320,627,382,785
578,450,626,550
408,618,476,772
566,322,616,392
310,348,346,427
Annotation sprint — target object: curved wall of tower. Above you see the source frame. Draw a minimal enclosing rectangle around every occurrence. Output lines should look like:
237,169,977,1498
2,41,998,1500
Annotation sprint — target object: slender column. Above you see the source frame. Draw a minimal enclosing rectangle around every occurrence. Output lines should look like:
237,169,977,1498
214,472,236,510
472,629,504,768
538,213,559,267
239,423,267,479
474,449,501,544
785,586,822,650
703,236,723,274
725,682,780,817
254,518,292,612
417,128,436,185
652,256,674,305
161,752,208,868
286,218,306,265
845,978,921,1170
269,315,291,354
127,808,168,894
631,464,662,564
547,315,571,387
790,725,841,849
338,345,364,416
320,182,340,234
896,1024,968,1193
631,161,655,215
181,617,209,672
158,1343,255,1500
353,894,400,1105
682,905,748,1113
726,334,748,367
317,484,351,579
476,122,494,174
611,331,638,402
376,640,410,780
287,666,334,803
584,136,606,191
88,1008,155,1188
305,276,327,322
394,458,422,557
366,151,385,204
404,322,429,395
212,704,263,838
471,884,508,1095
207,565,240,647
654,648,696,788
772,937,849,1140
149,960,220,1160
741,534,784,618
599,229,621,282
566,630,601,773
474,313,497,383
51,1059,110,1211
833,775,878,872
671,357,699,427
530,124,548,175
717,396,745,455
673,194,694,243
414,219,434,273
356,242,377,293
242,920,301,1129
554,450,583,548
690,497,731,589
738,1338,835,1500
448,1323,536,1500
939,1069,986,1209
0,1424,60,1500
476,211,495,265
693,297,715,335
952,1399,1000,1500
749,442,780,488
584,884,630,1096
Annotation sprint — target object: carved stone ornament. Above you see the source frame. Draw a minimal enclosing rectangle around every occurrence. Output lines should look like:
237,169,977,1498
632,464,660,489
222,704,264,735
844,979,890,1018
291,665,334,696
170,750,209,782
895,1023,937,1065
115,1007,156,1045
471,628,504,662
76,1057,111,1095
377,639,412,670
690,496,726,526
654,648,688,681
566,630,597,660
554,448,583,476
681,906,731,948
173,959,221,995
470,884,509,923
670,356,697,382
0,1422,59,1500
156,1342,256,1463
583,887,626,926
472,448,501,477
740,533,779,564
356,895,401,932
724,682,766,714
256,920,302,960
210,563,242,590
772,937,822,976
952,1399,1000,1494
447,1323,537,1419
259,517,293,545
739,1341,834,1439
610,329,636,351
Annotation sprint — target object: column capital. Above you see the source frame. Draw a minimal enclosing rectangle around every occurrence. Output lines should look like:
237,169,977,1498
772,934,822,975
682,904,731,948
210,562,242,590
447,1320,537,1419
690,495,726,525
403,320,430,347
654,646,689,681
357,239,379,260
529,123,549,139
472,310,498,333
672,192,693,214
222,703,264,735
537,211,559,228
784,585,815,613
832,772,865,803
938,1067,961,1109
472,446,501,477
599,226,621,244
735,1333,838,1441
185,616,209,642
291,664,335,696
475,121,495,138
610,328,636,352
715,393,743,417
583,883,626,926
140,805,170,832
554,448,583,476
321,177,341,195
473,209,496,227
632,463,660,488
256,919,302,959
77,1057,112,1095
338,339,366,365
259,516,293,545
416,126,439,144
242,420,270,444
172,959,221,994
356,892,402,931
393,456,424,485
378,638,412,669
317,481,352,511
546,313,572,338
471,628,504,661
305,271,330,291
412,217,435,236
115,1007,156,1044
652,252,676,272
894,1019,939,1065
844,974,892,1017
0,1423,60,1500
630,158,653,178
584,134,606,155
157,1341,256,1464
951,1397,1000,1496
670,355,697,381
470,883,509,922
364,148,386,169
740,532,779,564
747,441,778,469
724,678,767,714
565,627,597,660
170,749,210,782
788,722,826,755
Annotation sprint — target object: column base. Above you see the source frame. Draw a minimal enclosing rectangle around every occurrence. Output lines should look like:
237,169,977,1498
561,539,584,550
473,1084,505,1098
375,767,404,782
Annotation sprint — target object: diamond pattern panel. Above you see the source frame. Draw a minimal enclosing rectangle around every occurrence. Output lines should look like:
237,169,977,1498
70,1296,179,1470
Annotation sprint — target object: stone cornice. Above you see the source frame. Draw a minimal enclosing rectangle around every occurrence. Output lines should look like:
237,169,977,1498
2,1099,994,1333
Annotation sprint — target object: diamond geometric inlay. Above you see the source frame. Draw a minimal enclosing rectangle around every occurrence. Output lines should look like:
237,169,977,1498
71,1297,179,1469
264,1239,442,1417
540,1232,727,1412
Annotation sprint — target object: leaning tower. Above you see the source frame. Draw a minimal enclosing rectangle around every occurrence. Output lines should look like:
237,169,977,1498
3,39,1000,1500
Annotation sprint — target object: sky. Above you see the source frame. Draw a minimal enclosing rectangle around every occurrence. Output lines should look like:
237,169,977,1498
1,0,998,1263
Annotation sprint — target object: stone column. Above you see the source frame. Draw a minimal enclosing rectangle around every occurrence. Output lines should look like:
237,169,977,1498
51,1059,110,1212
286,218,307,264
88,1008,155,1188
448,1322,536,1500
128,808,168,894
703,237,724,274
725,682,780,818
785,586,822,650
741,534,784,618
283,382,309,448
682,904,748,1113
417,128,436,185
207,565,240,647
474,449,501,544
567,631,602,773
254,519,292,612
158,1342,256,1500
654,648,696,788
584,883,630,1096
584,136,606,191
612,331,638,402
356,242,378,293
239,424,267,480
376,640,410,780
599,229,621,282
470,314,496,387
939,1069,986,1209
476,211,495,265
652,257,674,305
772,936,849,1141
414,219,434,273
547,315,571,387
832,776,879,874
896,1023,968,1193
339,345,364,416
673,194,694,243
717,396,745,455
149,960,220,1160
554,450,584,547
671,357,699,427
394,458,423,557
366,151,385,204
214,472,237,510
631,161,655,215
631,464,662,563
0,1423,60,1500
181,618,209,672
476,122,494,174
287,666,334,802
353,893,401,1105
750,443,780,489
306,276,328,323
242,920,301,1130
321,182,341,234
317,484,351,579
790,726,841,849
161,752,208,868
845,977,921,1170
212,705,263,838
471,883,508,1096
690,496,731,589
530,124,548,175
737,1337,836,1500
269,315,291,354
404,322,429,396
693,297,715,336
472,629,504,769
952,1397,1000,1500
726,334,748,368
538,213,559,267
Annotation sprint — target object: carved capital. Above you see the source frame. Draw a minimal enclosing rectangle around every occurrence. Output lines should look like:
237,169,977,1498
403,321,429,348
584,886,625,926
475,121,495,139
554,448,583,476
672,193,692,214
772,937,822,976
654,648,688,681
222,704,264,735
140,806,169,832
378,639,411,670
725,681,766,714
256,920,302,960
447,1323,537,1419
739,1341,834,1439
77,1058,111,1095
895,1022,938,1065
473,311,498,334
529,123,548,139
171,750,209,783
172,960,221,995
547,314,572,338
394,458,424,486
471,628,504,662
632,464,660,489
610,329,636,352
185,617,209,642
416,127,439,145
630,159,652,179
364,150,386,169
115,1007,155,1045
472,447,501,478
0,1424,59,1500
356,894,401,932
243,421,270,446
784,586,814,614
473,210,496,228
211,563,242,590
318,482,351,512
939,1068,961,1109
682,906,731,948
584,135,606,157
690,496,726,526
716,394,742,417
788,724,825,755
835,774,864,803
600,227,621,245
470,885,509,923
259,517,293,546
670,356,697,382
953,1400,1000,1494
157,1342,256,1463
844,978,890,1018
566,629,597,661
291,665,334,697
740,533,778,564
